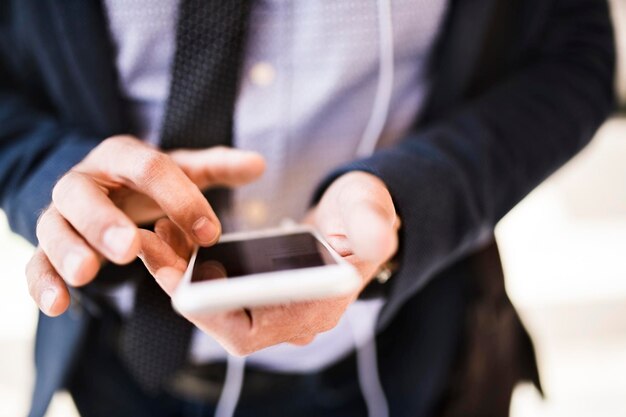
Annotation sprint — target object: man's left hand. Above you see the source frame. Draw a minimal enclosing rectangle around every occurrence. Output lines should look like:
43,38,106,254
140,171,399,355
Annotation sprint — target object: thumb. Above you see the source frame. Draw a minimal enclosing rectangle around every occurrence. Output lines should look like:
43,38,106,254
340,174,398,264
344,202,398,264
169,146,266,190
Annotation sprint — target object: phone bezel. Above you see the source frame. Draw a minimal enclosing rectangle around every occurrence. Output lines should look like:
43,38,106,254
171,225,361,314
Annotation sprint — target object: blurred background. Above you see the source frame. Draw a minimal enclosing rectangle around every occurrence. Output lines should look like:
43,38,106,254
1,2,626,416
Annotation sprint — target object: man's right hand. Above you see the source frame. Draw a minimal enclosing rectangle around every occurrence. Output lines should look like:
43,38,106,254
25,135,265,317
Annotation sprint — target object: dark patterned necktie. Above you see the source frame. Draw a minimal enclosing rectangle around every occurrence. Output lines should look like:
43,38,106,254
119,0,251,393
161,0,252,150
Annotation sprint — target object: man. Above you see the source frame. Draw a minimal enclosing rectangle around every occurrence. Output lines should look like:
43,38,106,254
0,0,615,416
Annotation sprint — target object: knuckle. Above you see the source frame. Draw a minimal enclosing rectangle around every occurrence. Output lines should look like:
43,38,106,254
83,219,113,246
92,137,119,161
99,135,133,153
133,150,171,185
77,136,124,170
169,195,197,218
98,136,118,152
257,313,274,329
52,171,81,206
94,136,143,166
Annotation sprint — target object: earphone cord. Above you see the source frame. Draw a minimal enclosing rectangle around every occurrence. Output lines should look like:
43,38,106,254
356,0,395,159
351,1,394,416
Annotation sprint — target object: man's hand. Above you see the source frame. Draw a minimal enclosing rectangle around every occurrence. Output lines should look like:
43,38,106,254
141,171,399,355
26,136,265,317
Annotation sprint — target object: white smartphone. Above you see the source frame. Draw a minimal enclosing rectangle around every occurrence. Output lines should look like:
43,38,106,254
172,225,361,315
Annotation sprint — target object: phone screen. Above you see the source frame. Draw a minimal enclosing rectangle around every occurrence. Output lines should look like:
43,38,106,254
190,232,337,283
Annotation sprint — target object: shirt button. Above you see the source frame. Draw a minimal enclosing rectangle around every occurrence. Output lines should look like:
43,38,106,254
244,200,269,226
249,62,276,87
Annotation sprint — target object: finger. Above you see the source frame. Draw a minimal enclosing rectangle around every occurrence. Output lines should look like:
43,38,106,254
154,218,193,261
25,248,71,317
79,137,222,245
53,171,140,264
339,175,397,263
316,232,384,292
152,267,254,356
153,266,252,347
169,146,266,190
324,234,354,257
113,192,165,225
149,266,254,357
139,233,188,290
156,266,257,356
117,148,265,226
36,206,101,286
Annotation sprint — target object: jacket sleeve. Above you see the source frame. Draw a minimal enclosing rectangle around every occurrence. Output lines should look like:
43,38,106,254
0,62,101,245
315,0,616,325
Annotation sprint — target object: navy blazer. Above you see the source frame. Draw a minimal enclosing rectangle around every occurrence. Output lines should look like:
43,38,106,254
0,0,615,416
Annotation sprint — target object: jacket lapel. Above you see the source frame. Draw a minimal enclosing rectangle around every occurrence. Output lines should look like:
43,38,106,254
46,0,129,136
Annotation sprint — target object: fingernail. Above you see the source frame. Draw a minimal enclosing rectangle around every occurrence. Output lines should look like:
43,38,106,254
192,217,219,244
103,226,136,259
41,288,57,313
63,250,84,283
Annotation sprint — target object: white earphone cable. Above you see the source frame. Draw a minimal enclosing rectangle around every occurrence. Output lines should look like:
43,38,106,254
355,0,395,158
350,2,394,417
214,355,246,417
